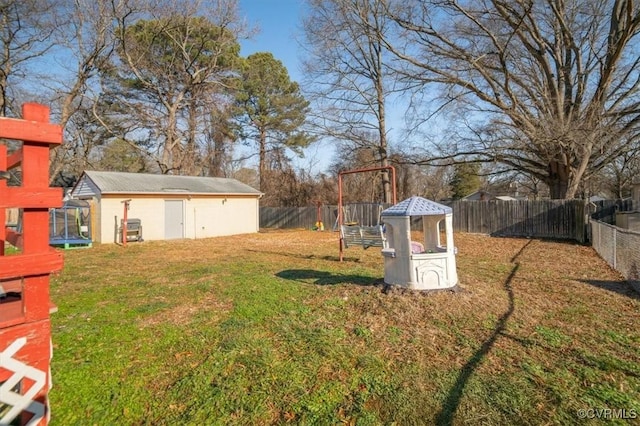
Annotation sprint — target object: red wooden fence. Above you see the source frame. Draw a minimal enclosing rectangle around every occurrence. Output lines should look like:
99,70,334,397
1,103,64,425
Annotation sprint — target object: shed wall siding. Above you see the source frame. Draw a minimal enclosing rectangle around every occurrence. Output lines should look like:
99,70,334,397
98,195,259,244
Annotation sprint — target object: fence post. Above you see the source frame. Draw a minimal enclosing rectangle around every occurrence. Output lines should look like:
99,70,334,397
0,103,64,426
613,227,617,270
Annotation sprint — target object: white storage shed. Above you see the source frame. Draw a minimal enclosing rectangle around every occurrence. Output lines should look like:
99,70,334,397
70,171,262,244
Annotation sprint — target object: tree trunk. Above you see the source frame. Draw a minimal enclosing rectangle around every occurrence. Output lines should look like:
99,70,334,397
548,158,571,199
376,67,391,204
259,128,266,191
49,75,90,184
380,150,391,203
0,73,8,116
184,99,198,175
209,127,225,177
163,101,182,173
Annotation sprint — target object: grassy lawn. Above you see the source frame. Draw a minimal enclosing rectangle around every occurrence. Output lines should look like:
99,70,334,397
48,230,640,425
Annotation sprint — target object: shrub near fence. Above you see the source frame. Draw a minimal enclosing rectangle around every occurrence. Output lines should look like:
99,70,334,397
590,219,640,293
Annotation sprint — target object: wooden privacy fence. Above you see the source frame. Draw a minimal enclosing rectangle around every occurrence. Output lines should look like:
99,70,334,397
451,200,588,242
260,200,636,243
260,206,329,230
260,203,390,230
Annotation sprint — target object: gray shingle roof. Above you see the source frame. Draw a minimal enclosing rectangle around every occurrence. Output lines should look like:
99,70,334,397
83,171,262,195
381,196,452,216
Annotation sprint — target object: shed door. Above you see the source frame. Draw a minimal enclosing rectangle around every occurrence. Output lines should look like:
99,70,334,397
164,200,184,239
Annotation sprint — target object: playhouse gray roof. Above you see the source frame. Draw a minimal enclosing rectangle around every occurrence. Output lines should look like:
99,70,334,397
381,196,452,216
78,171,262,196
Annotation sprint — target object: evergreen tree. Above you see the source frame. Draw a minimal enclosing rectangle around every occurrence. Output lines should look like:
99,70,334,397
450,163,480,199
234,52,314,191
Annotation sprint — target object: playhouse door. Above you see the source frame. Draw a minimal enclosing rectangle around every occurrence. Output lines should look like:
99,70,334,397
164,200,184,239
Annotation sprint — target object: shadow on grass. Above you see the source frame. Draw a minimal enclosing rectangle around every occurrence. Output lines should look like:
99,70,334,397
578,279,640,299
435,240,532,426
489,234,588,247
276,269,382,286
247,248,362,263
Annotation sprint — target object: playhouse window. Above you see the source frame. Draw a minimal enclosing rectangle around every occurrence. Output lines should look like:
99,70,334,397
384,223,394,246
5,208,20,232
438,219,447,249
3,208,23,256
0,278,24,326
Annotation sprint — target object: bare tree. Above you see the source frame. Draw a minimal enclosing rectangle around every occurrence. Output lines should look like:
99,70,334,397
301,0,400,203
598,149,640,197
0,0,57,116
329,141,391,202
384,0,640,199
0,0,133,184
46,0,120,183
388,153,453,200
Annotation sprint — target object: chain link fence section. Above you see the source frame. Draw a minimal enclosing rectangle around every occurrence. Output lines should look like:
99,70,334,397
590,219,640,294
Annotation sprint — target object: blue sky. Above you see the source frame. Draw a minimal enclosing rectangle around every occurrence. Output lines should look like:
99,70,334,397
238,0,306,84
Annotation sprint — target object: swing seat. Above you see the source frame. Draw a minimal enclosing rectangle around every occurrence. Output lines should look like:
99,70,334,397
341,224,386,249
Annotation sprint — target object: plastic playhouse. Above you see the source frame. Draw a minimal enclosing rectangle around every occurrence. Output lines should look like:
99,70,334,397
381,196,458,290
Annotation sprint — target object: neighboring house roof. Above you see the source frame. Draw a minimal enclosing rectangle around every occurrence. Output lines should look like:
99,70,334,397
382,196,452,216
71,171,262,197
589,195,607,202
462,191,519,201
461,190,495,201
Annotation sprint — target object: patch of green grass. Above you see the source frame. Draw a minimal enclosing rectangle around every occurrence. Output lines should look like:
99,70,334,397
45,232,640,425
3,243,19,255
534,325,571,348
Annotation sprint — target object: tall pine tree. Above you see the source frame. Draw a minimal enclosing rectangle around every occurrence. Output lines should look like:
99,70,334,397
234,52,313,191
